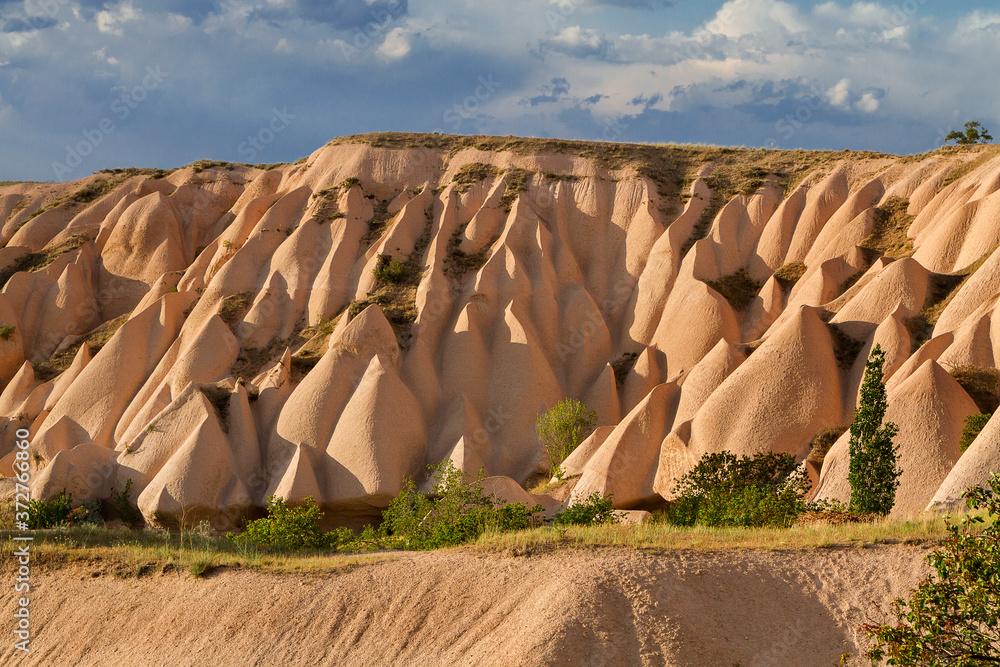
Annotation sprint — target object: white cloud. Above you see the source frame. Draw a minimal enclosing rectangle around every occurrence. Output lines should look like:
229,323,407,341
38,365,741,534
377,27,411,60
826,78,851,108
856,92,880,113
96,2,143,36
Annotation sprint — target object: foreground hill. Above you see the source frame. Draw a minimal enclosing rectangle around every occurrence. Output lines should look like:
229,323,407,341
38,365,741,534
0,545,932,666
0,134,999,527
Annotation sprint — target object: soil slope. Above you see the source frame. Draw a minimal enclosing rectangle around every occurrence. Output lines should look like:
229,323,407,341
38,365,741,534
0,546,932,667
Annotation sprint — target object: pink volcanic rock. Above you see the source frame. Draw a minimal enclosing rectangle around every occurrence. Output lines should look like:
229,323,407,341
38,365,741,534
933,244,1000,337
619,347,666,416
830,258,929,341
560,425,615,478
99,193,190,317
571,382,680,508
31,444,118,503
650,271,740,377
626,178,710,345
742,276,785,342
784,170,850,264
652,420,696,501
928,412,1000,512
116,314,239,445
749,185,808,281
802,178,884,268
814,360,979,517
322,353,427,511
35,291,197,450
136,393,253,531
674,339,747,426
688,306,842,461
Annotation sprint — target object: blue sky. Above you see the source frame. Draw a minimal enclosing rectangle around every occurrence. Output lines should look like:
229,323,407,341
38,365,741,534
0,0,997,181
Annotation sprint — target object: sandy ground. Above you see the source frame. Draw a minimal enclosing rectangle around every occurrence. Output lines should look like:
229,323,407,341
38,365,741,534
0,545,932,666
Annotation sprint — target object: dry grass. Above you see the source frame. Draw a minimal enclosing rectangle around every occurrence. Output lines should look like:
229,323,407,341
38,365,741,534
34,313,130,381
948,365,1000,414
1,510,979,578
861,197,915,260
706,268,762,312
773,262,806,290
0,233,91,288
0,526,398,577
828,322,864,371
939,145,1000,190
452,162,501,193
218,291,255,330
806,427,848,465
471,511,978,553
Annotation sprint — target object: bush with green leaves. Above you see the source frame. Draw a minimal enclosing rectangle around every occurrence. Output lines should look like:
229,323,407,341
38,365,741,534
228,496,351,551
372,253,410,284
110,478,144,527
848,344,902,516
960,413,992,453
864,474,1000,665
26,491,73,529
660,451,810,528
945,121,993,146
536,398,597,478
383,460,542,550
554,492,618,526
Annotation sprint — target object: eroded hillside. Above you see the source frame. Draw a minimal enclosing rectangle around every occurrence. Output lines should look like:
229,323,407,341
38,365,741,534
1,134,999,527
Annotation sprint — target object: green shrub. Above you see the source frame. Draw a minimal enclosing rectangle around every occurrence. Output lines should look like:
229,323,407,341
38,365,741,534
67,499,103,526
554,493,618,526
110,479,143,527
706,268,762,311
945,121,993,146
661,451,810,528
27,491,73,529
864,474,1000,664
383,460,542,550
961,413,992,452
848,344,902,516
536,398,597,478
228,496,352,551
372,254,410,284
0,324,15,341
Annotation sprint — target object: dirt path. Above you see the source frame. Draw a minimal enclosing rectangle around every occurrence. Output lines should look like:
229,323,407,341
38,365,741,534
0,545,931,666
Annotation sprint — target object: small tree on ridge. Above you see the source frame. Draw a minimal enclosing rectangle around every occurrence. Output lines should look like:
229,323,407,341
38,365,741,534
848,344,902,516
946,121,993,146
537,398,596,478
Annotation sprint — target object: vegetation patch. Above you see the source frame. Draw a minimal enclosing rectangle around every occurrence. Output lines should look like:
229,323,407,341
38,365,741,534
190,160,234,174
360,198,393,248
658,451,819,529
0,233,91,288
372,253,411,285
806,426,848,466
773,262,806,290
542,171,580,182
0,324,14,341
536,399,597,478
949,365,1000,414
706,268,761,312
311,188,345,223
960,413,991,452
230,337,287,383
348,285,417,346
35,314,130,381
938,144,1000,191
218,292,255,331
444,227,496,282
499,167,532,212
452,162,501,193
611,352,640,387
861,197,915,260
199,384,233,433
827,322,864,371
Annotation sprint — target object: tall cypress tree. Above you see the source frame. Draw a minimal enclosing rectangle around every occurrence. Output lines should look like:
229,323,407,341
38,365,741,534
848,344,902,515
